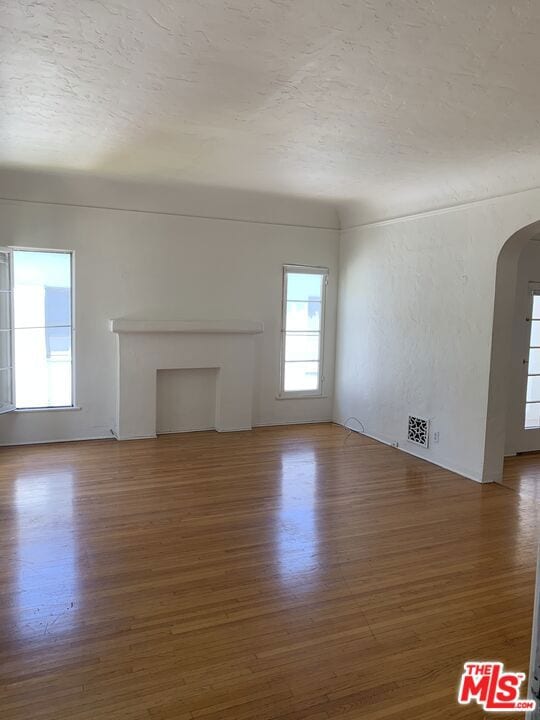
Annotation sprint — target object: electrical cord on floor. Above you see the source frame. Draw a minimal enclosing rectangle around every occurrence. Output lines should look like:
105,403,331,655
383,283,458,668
343,416,366,445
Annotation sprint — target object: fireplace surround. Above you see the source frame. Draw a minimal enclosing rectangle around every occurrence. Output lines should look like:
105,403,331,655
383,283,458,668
110,319,263,440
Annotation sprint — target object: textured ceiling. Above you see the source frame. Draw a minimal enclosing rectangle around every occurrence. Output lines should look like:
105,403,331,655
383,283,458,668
2,0,540,222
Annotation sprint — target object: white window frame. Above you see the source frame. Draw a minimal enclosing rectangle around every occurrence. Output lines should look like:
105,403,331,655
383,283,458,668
0,247,15,414
9,247,76,412
279,264,328,399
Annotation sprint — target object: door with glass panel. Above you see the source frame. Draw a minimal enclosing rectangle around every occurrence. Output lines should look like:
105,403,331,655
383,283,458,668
525,289,540,429
0,248,14,414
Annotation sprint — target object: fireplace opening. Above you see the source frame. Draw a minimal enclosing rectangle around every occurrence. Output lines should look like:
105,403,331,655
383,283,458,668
156,367,218,434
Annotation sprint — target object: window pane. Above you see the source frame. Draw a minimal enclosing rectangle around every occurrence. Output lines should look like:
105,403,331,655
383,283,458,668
531,320,540,347
0,330,11,369
14,327,72,408
0,367,13,407
0,252,9,291
284,361,319,392
527,375,540,402
286,272,323,302
286,301,321,331
0,292,10,330
533,295,540,320
285,332,320,362
14,251,71,328
529,348,540,374
525,403,540,429
13,251,72,409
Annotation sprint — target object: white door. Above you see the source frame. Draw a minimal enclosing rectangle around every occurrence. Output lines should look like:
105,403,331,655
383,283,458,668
0,247,14,414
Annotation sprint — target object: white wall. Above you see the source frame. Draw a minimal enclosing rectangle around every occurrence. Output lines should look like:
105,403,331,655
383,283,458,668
0,171,339,446
334,189,540,483
505,240,540,455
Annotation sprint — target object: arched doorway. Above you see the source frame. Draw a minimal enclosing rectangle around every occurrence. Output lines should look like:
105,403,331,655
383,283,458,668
483,220,540,483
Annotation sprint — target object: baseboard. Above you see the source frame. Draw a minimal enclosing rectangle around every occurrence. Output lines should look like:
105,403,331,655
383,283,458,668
335,422,483,484
216,426,252,432
252,417,332,428
157,426,215,435
0,434,113,448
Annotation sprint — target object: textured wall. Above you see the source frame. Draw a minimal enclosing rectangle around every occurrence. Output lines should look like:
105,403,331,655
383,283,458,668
334,188,540,482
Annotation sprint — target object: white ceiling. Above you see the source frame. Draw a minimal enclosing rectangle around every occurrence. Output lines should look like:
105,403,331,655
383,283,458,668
2,0,540,223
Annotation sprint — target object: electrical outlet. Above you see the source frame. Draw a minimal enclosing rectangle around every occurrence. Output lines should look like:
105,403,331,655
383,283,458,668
433,431,440,443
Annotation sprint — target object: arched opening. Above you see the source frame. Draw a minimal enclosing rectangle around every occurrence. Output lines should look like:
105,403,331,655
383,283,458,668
484,220,540,483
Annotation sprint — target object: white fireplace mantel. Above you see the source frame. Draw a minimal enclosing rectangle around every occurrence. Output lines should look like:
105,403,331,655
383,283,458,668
110,319,263,334
111,318,263,440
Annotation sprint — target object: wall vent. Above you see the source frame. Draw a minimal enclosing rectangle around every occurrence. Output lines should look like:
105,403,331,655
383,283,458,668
407,415,429,448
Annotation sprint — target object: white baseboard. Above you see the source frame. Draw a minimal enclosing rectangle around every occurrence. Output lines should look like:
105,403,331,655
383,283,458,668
156,426,215,435
157,426,252,434
253,417,332,428
0,434,113,448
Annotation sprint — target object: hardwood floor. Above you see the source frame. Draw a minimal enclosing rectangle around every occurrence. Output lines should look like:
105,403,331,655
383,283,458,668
499,452,540,501
0,423,538,719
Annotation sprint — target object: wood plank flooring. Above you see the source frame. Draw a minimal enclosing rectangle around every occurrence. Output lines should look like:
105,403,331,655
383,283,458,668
0,423,538,719
499,452,540,501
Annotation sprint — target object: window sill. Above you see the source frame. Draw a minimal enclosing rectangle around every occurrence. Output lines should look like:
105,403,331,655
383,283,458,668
275,394,328,400
14,406,82,413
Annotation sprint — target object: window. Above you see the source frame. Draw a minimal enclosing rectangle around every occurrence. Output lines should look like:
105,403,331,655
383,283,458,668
525,289,540,428
0,248,73,413
0,249,14,413
280,265,327,397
